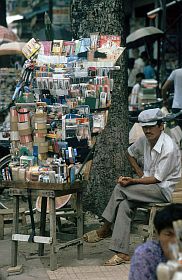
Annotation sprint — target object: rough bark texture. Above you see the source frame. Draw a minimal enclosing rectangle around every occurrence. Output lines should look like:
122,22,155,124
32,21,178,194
72,0,130,216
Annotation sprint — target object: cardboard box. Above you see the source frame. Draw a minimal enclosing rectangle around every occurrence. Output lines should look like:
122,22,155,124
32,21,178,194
10,115,18,123
18,128,32,136
34,136,46,143
34,122,47,130
19,135,32,144
34,129,47,135
10,131,19,141
35,142,48,153
18,122,30,130
34,112,47,122
10,122,18,131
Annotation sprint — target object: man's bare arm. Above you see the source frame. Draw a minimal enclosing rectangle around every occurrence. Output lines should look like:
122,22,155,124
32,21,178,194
126,152,143,177
161,80,172,103
118,176,160,187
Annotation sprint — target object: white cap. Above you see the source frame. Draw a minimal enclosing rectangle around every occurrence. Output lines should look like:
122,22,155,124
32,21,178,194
138,108,164,126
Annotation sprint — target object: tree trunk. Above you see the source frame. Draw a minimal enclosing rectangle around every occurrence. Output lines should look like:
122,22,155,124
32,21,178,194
0,0,7,27
72,0,130,216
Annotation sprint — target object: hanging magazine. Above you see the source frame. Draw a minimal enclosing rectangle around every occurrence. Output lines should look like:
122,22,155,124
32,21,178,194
52,40,64,55
22,38,41,59
39,41,52,56
62,41,75,56
99,35,121,48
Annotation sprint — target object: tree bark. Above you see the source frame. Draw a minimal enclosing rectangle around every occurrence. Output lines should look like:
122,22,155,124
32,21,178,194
72,0,130,216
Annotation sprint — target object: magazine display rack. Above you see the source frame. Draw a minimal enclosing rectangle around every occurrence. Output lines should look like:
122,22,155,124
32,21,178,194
4,34,124,270
7,34,124,183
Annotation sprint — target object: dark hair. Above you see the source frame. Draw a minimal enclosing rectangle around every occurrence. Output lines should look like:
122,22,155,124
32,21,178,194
136,72,145,79
154,203,182,233
150,58,157,67
156,120,163,126
141,51,148,59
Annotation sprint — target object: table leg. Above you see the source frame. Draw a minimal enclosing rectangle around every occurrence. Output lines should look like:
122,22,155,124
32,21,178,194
11,195,19,267
76,190,83,260
38,197,47,256
49,196,57,270
0,214,4,240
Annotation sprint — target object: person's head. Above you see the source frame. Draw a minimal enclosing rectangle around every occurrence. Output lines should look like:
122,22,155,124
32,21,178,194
154,203,182,259
132,48,140,59
140,51,148,62
136,72,145,84
138,108,164,145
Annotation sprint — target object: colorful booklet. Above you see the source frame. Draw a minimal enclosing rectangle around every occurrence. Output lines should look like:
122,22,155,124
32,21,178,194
51,40,63,55
79,38,91,53
39,41,52,55
22,38,41,59
62,41,75,56
99,35,121,48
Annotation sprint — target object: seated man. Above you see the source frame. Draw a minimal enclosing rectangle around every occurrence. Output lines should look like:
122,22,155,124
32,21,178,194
83,108,181,265
129,203,182,280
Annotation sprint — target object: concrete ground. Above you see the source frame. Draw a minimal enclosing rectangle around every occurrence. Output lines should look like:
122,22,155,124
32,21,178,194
0,234,131,280
0,220,144,280
0,195,144,280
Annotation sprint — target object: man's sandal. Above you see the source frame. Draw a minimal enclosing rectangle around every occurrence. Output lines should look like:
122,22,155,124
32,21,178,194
83,229,111,243
104,254,130,266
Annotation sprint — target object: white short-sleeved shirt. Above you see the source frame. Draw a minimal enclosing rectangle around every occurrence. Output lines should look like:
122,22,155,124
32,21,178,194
130,83,141,105
134,58,145,73
128,68,138,88
128,131,181,201
168,68,182,109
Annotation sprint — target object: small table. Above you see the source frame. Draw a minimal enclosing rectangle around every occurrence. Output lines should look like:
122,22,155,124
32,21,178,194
0,180,84,270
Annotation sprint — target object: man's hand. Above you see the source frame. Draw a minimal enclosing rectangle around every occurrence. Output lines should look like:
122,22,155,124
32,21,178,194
117,176,133,187
117,175,160,187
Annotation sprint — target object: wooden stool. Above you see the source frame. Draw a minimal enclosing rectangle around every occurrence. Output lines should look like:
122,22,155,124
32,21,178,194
134,182,182,241
0,208,26,240
135,202,171,241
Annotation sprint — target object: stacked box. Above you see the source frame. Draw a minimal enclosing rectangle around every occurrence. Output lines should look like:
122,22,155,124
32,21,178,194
139,79,158,104
10,107,20,154
17,108,32,146
33,111,48,158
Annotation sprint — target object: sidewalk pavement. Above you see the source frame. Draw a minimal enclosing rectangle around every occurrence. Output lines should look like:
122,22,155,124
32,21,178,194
47,265,130,280
0,228,132,280
0,202,145,280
